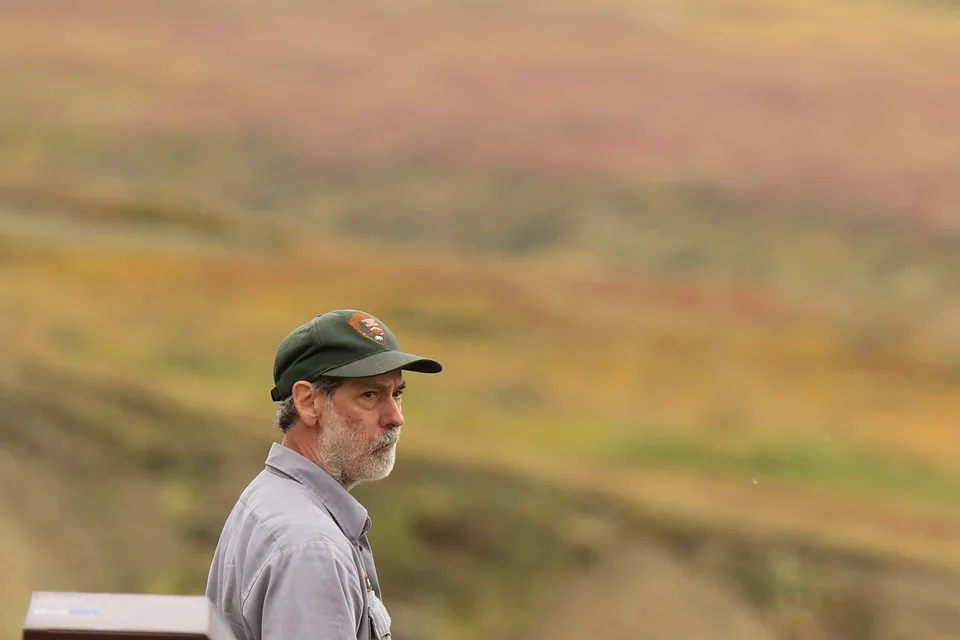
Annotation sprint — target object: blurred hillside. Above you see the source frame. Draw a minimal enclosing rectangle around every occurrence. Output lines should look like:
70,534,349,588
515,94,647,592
2,0,960,639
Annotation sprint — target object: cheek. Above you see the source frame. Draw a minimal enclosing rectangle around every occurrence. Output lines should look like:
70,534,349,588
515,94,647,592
336,402,369,426
347,411,382,440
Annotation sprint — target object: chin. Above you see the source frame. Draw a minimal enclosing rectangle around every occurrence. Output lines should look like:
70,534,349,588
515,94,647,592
361,449,397,483
375,453,397,479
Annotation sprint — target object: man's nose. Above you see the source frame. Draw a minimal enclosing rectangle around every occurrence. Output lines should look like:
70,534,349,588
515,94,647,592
381,397,404,429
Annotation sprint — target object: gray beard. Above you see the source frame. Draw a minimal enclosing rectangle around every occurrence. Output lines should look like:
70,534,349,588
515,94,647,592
315,407,399,490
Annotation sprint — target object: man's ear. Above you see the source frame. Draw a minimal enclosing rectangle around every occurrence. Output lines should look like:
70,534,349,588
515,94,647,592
291,381,323,428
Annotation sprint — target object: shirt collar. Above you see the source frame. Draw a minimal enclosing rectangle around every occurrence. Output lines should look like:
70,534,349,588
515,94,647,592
264,442,371,541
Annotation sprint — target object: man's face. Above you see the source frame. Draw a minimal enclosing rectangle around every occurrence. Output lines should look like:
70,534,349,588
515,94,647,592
315,370,406,489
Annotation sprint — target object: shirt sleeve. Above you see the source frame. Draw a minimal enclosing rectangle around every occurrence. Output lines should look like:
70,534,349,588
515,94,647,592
243,540,364,640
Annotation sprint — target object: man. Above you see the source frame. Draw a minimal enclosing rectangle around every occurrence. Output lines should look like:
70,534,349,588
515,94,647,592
205,309,442,640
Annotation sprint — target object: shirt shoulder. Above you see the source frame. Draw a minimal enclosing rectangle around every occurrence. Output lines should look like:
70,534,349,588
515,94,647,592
238,467,355,553
208,465,366,640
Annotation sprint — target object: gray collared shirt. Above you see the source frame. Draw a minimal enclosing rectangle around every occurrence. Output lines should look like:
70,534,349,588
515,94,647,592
206,443,392,640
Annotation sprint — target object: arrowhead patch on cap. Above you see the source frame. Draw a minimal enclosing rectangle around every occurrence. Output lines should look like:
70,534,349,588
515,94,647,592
349,312,387,344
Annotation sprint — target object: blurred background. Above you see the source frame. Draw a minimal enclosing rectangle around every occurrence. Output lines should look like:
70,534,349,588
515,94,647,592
2,0,960,638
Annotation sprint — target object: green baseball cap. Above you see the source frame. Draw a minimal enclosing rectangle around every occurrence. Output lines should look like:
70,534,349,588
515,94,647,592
270,309,443,401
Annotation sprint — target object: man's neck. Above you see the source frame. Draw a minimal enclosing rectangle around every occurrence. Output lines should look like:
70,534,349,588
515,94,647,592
280,429,317,463
280,428,356,491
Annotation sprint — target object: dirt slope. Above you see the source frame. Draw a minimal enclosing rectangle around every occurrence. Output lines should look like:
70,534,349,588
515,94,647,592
526,534,960,640
531,542,775,640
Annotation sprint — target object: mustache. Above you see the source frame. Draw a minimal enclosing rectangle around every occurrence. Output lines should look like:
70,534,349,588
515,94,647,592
371,430,400,451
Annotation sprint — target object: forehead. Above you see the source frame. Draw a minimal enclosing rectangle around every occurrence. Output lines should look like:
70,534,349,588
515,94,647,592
342,370,405,389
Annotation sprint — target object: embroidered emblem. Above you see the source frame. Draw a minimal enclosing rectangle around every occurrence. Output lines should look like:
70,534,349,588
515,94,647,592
349,312,387,344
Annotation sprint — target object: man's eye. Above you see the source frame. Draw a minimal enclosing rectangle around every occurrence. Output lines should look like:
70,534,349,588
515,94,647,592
363,391,377,399
393,391,404,400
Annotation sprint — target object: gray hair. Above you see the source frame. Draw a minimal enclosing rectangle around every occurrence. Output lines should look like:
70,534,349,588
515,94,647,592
275,376,345,432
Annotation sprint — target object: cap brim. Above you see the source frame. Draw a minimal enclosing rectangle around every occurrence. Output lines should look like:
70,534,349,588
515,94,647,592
323,350,443,378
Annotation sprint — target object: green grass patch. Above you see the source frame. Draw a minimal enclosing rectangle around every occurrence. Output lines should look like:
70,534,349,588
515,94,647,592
607,433,960,511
